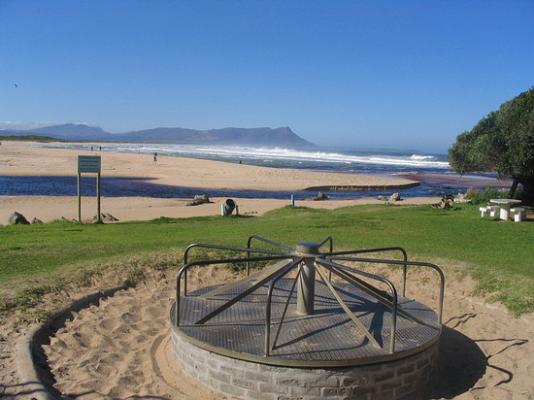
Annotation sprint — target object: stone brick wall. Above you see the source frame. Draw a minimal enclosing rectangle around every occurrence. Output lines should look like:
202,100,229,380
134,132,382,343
171,330,439,400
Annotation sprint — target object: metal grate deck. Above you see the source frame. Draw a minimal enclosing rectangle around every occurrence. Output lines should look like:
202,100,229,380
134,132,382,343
171,278,440,367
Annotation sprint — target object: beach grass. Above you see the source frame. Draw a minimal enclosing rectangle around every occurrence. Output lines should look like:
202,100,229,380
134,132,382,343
1,204,533,315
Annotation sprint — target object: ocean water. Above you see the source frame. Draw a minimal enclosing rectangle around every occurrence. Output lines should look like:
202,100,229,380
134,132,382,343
0,143,508,199
42,142,450,173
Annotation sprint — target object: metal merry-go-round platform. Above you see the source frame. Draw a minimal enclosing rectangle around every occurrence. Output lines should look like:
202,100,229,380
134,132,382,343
171,236,444,368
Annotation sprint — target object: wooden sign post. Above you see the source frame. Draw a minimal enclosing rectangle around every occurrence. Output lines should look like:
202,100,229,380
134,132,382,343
77,155,102,223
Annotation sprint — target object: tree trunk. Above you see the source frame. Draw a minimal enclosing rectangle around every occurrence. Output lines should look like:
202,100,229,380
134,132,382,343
518,178,534,205
509,178,519,198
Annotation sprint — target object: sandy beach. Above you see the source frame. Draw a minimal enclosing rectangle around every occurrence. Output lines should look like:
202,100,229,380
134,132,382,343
0,141,416,191
0,141,438,224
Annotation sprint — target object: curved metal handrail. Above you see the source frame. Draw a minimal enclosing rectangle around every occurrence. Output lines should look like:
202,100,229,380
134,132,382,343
173,237,443,361
317,236,334,253
184,243,288,263
182,243,288,293
327,255,445,325
246,235,293,275
175,254,290,325
265,258,303,356
325,247,409,296
318,236,335,280
317,259,398,353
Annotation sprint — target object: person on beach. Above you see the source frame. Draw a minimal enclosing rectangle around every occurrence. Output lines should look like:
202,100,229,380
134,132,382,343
154,152,158,162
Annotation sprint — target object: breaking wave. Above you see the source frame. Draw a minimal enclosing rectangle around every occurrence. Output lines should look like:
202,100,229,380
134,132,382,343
43,143,450,169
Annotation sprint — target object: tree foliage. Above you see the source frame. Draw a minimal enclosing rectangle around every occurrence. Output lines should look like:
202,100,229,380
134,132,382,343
448,87,534,202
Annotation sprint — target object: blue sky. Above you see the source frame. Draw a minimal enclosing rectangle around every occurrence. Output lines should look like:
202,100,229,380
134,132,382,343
1,1,533,152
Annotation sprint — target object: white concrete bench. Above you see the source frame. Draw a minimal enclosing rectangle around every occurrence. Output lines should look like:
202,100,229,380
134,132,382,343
479,206,490,218
510,207,526,222
488,205,501,220
500,207,510,221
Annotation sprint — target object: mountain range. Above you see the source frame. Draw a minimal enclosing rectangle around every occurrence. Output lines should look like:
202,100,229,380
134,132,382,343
0,123,314,148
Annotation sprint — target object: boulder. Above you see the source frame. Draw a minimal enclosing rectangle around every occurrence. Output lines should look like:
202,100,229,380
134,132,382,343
31,217,44,224
454,192,471,204
389,192,401,202
313,192,329,201
432,195,454,209
186,194,211,206
101,212,119,222
9,212,29,225
194,194,210,202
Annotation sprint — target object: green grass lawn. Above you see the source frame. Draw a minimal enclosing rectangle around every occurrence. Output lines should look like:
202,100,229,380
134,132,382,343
1,204,533,314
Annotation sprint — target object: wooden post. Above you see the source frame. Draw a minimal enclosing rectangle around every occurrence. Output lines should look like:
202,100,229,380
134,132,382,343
77,172,81,222
96,172,101,223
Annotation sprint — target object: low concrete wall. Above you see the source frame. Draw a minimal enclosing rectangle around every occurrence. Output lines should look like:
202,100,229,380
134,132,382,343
171,330,439,400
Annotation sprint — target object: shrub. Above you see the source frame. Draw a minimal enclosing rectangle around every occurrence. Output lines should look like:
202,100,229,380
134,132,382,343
465,188,510,205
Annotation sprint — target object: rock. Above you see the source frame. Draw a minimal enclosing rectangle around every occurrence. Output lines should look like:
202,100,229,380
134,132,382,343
186,194,211,206
454,192,471,204
31,217,43,224
89,215,104,223
313,192,329,201
101,212,119,222
389,192,401,202
432,195,455,209
194,194,210,202
9,212,29,225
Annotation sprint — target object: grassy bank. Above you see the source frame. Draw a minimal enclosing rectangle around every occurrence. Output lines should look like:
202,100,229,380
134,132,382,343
1,204,533,314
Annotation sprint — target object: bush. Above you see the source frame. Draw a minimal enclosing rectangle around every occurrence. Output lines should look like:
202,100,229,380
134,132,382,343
465,188,510,205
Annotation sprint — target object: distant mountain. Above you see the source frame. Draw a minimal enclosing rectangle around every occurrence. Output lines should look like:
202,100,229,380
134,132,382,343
2,123,315,148
32,123,108,140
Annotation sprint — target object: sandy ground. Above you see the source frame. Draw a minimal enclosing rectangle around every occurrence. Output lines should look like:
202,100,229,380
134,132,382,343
1,261,531,400
0,195,440,224
0,141,416,191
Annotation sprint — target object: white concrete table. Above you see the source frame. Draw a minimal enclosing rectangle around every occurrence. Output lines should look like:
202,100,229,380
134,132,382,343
489,199,521,220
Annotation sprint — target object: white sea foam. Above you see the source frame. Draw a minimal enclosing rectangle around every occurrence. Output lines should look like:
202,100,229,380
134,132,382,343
45,143,450,169
410,154,435,161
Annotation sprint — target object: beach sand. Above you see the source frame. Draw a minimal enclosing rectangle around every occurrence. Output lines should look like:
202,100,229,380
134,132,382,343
0,140,440,224
0,141,416,191
28,264,534,400
0,195,440,224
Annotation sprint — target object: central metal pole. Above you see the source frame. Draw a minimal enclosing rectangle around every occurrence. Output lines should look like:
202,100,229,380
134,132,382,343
295,242,319,315
297,258,315,315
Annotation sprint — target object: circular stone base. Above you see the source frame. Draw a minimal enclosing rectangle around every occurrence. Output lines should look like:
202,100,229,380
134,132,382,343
171,328,439,400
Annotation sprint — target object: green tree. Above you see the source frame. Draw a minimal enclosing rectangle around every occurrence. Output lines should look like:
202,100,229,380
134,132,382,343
449,87,534,203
